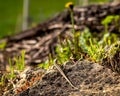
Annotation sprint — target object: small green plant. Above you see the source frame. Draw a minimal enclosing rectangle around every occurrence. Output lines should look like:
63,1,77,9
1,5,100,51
87,38,105,62
0,41,6,49
101,15,120,33
48,53,54,66
102,15,114,33
65,2,80,55
106,41,120,59
79,28,92,52
0,50,26,92
0,50,26,93
14,50,25,71
0,75,5,86
38,60,49,69
55,38,72,64
7,50,26,80
86,33,118,62
39,2,120,70
42,3,120,67
8,58,16,80
79,28,103,62
38,53,54,69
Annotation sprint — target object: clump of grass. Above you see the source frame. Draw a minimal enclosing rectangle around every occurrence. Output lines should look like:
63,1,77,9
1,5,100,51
55,37,73,64
8,58,16,80
13,50,25,71
7,50,26,79
0,50,26,93
9,50,25,73
38,2,120,75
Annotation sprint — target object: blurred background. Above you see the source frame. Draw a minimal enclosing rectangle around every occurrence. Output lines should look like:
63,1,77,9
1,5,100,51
0,0,116,39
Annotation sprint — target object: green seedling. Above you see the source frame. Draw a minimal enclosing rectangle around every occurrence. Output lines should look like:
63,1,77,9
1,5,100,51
0,50,26,93
14,50,25,71
38,60,50,69
102,15,114,33
101,15,120,33
8,58,16,80
38,53,54,69
7,50,26,80
0,75,5,86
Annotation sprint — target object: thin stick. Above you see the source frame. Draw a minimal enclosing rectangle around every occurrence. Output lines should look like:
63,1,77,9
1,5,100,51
54,59,79,90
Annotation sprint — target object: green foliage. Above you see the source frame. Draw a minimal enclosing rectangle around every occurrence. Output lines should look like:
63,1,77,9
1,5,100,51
7,50,26,80
38,54,54,69
102,15,115,25
38,10,120,69
8,59,16,80
55,38,73,64
85,31,118,62
55,26,119,63
38,60,50,69
0,75,5,86
0,50,26,90
0,41,6,49
79,28,104,62
101,15,120,33
14,50,25,71
87,39,101,61
55,8,82,63
99,32,118,46
79,28,92,52
90,0,108,3
48,54,54,66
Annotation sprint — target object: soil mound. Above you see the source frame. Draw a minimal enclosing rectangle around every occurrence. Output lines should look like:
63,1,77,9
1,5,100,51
17,60,120,96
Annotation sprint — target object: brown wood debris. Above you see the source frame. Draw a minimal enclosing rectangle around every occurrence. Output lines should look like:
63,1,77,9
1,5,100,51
0,3,120,71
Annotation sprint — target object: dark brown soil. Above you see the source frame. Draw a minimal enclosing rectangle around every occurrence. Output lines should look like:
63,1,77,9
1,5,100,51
16,60,120,96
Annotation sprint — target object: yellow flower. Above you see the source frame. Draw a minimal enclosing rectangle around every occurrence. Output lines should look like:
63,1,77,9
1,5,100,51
65,2,74,10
